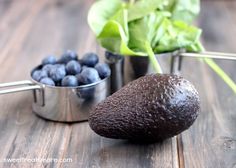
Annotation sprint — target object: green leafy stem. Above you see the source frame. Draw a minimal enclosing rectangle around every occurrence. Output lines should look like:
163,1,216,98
203,58,236,94
145,42,163,73
144,38,236,94
197,45,236,94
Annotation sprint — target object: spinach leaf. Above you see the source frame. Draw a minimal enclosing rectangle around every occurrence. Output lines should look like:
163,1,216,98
88,0,202,54
128,0,168,22
127,12,169,72
127,11,201,72
87,0,123,35
97,9,128,54
97,8,146,56
154,19,202,53
128,11,202,54
128,12,169,52
166,0,200,23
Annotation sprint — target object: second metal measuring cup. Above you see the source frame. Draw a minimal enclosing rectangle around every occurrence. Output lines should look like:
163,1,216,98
105,50,236,93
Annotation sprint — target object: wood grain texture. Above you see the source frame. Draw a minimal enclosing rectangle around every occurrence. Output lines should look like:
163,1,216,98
178,1,236,168
0,0,178,168
0,0,235,168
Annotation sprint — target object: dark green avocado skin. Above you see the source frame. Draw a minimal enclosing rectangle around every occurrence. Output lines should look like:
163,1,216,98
89,74,200,142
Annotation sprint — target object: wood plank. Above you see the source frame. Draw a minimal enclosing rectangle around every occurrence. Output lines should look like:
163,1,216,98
0,0,36,52
62,126,179,168
178,1,236,168
0,0,179,167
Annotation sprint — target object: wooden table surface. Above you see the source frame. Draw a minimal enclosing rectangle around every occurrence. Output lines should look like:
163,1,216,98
0,0,235,168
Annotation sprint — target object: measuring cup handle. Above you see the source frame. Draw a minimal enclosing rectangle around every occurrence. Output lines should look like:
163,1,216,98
0,80,45,106
0,80,41,94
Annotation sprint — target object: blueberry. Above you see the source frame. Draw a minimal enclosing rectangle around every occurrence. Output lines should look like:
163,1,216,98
61,75,78,87
81,52,99,67
58,50,78,64
78,68,100,85
66,60,81,75
55,82,62,86
95,63,111,79
55,64,66,69
42,64,54,75
49,65,66,82
40,77,55,86
82,66,88,71
76,74,83,84
32,70,48,82
42,55,57,65
78,88,95,99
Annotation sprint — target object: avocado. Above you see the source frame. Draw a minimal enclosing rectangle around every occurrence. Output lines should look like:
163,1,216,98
89,74,200,142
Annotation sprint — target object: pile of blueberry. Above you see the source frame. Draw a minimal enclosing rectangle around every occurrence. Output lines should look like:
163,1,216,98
32,50,111,87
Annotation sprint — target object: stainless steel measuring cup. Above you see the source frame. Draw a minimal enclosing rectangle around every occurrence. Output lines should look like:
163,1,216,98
0,65,110,122
106,50,236,93
105,51,181,93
